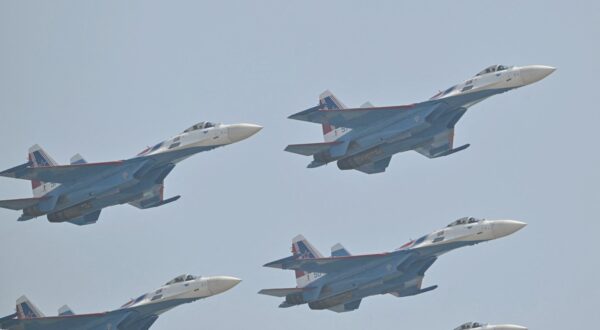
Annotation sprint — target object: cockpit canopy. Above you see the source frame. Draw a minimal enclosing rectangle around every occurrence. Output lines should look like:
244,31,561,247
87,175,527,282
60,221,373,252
447,217,482,227
454,322,486,330
183,122,217,133
165,274,199,285
475,64,511,76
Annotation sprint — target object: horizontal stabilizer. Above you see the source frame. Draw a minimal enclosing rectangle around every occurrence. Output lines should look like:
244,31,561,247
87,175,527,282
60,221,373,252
263,255,298,269
0,160,129,184
285,141,340,156
0,162,32,178
258,287,306,297
288,104,322,121
0,197,45,210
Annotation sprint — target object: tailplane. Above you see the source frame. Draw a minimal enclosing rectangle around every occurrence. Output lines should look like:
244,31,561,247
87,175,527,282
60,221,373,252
16,296,44,319
292,235,323,287
28,145,59,197
319,91,351,142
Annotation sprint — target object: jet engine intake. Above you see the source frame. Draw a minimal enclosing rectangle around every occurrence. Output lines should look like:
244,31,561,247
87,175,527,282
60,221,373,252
284,292,305,305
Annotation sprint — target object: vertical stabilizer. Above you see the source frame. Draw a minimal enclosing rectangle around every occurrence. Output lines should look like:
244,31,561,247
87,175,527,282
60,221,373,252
292,235,323,287
16,296,44,319
319,91,351,142
58,305,74,316
69,153,87,165
27,145,59,197
331,243,351,257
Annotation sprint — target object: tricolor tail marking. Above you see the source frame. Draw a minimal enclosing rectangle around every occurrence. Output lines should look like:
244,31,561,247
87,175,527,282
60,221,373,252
319,91,351,142
292,235,324,287
28,145,59,197
16,296,44,319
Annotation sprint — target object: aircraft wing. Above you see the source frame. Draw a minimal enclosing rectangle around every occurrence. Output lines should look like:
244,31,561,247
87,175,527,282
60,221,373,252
414,129,470,158
288,101,439,128
0,310,132,330
264,251,406,274
0,161,129,184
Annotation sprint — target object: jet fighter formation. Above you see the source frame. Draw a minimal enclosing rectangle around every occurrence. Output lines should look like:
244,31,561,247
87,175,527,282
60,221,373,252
286,64,555,173
0,63,554,328
0,122,261,225
0,274,240,330
260,218,526,312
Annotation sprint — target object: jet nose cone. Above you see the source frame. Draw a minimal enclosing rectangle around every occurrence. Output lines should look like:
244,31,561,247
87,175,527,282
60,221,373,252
520,65,556,85
496,325,528,330
207,276,242,295
492,220,527,239
227,123,262,143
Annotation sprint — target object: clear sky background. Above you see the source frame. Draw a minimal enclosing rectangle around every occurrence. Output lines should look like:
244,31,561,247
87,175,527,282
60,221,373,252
0,1,598,329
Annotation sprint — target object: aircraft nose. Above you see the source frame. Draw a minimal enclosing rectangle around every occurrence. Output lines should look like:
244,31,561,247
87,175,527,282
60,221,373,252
496,325,528,330
520,65,556,85
227,124,262,143
207,276,242,295
492,220,527,239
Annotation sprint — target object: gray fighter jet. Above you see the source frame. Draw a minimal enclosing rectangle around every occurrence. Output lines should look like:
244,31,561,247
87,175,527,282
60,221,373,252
260,218,525,312
0,274,240,330
0,121,261,225
286,65,555,173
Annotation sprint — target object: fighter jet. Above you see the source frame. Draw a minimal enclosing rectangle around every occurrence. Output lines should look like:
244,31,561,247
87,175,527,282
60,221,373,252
0,274,241,330
454,322,527,330
259,217,526,312
286,64,555,174
0,121,262,225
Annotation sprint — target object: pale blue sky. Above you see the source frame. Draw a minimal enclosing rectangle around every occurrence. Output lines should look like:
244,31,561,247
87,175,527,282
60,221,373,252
0,1,598,329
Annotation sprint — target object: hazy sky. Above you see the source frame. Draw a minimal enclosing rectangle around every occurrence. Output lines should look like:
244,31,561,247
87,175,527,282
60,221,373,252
0,1,598,329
